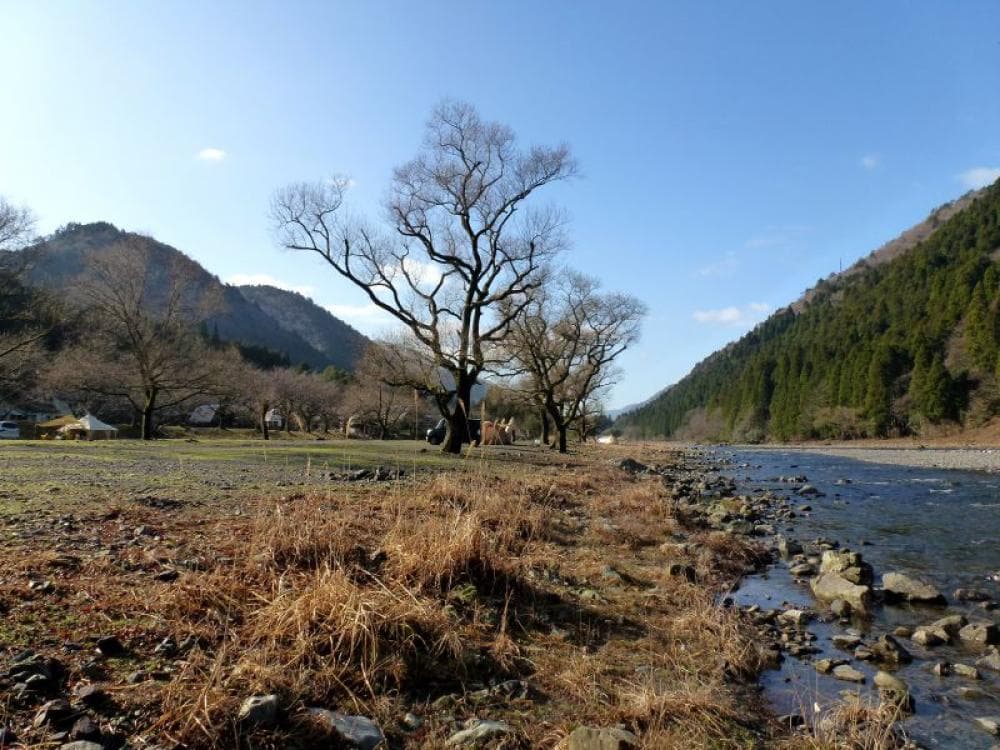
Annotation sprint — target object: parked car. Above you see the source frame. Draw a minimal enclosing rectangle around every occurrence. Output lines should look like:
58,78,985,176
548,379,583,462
425,418,481,445
0,421,21,439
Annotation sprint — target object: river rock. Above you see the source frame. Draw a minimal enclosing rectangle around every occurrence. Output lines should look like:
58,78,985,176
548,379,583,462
874,671,913,711
882,572,946,604
874,671,907,692
870,634,912,664
60,743,105,750
789,563,816,577
960,622,999,645
973,717,1000,736
567,726,639,749
778,609,812,628
830,599,853,618
832,634,862,650
798,484,824,497
820,550,873,585
931,614,968,638
811,572,872,613
976,647,1000,672
955,588,992,602
306,709,385,749
777,536,803,558
958,686,987,700
954,663,981,679
815,658,847,674
238,694,279,727
912,627,947,647
833,664,866,683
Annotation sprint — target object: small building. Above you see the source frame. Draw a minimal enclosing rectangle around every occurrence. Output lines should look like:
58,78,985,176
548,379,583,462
264,409,284,429
58,414,119,441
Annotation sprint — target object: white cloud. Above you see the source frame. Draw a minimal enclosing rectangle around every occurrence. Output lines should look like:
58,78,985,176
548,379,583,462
958,166,1000,190
227,273,314,296
396,257,444,287
693,302,773,326
697,251,739,277
323,303,400,332
323,302,385,319
860,153,880,170
197,147,226,162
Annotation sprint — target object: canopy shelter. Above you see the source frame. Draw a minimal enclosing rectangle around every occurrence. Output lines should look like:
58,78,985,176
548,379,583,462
57,414,118,441
35,414,80,439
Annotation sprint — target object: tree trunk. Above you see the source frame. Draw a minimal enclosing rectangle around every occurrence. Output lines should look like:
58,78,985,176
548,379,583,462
259,407,270,441
540,409,550,445
141,389,157,440
546,403,568,454
442,373,475,454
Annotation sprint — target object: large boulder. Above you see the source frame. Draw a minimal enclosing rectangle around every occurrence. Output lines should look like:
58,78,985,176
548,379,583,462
960,622,999,646
811,572,873,613
882,572,946,604
820,550,873,586
870,634,912,664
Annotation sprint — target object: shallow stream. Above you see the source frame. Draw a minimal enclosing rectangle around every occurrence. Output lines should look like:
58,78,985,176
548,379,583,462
717,449,1000,749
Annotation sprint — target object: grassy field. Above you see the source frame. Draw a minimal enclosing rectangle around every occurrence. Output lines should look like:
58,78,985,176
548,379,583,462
0,439,895,748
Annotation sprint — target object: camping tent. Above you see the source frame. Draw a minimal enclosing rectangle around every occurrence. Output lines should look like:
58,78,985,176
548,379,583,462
36,414,81,439
58,414,118,441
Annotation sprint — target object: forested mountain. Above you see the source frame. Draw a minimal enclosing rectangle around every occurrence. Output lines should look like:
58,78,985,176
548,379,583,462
237,284,367,371
619,179,1000,441
9,222,368,371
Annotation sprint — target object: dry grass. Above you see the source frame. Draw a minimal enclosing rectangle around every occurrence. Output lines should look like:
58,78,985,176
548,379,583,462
775,701,910,750
0,445,828,748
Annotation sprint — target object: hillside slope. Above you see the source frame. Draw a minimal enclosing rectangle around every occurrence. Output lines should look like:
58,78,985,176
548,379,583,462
238,284,367,371
619,180,1000,441
11,223,368,370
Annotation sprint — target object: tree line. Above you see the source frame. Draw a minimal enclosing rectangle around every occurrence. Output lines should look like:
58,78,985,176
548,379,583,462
1,102,646,451
619,179,1000,441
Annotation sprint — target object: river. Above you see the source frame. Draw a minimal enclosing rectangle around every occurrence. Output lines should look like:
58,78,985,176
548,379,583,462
714,448,1000,749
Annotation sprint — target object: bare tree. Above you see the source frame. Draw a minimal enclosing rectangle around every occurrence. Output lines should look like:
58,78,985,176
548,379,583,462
342,344,417,439
0,197,35,251
0,198,56,398
47,237,229,438
505,272,646,453
271,101,576,452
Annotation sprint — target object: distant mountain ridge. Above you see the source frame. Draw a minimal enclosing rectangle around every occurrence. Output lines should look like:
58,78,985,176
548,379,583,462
11,222,369,370
618,180,1000,441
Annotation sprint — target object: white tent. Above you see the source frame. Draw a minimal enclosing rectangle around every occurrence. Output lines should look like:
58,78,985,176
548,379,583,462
58,414,118,440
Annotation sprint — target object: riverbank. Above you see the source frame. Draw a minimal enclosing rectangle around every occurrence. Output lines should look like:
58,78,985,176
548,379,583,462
0,440,793,749
716,447,1000,749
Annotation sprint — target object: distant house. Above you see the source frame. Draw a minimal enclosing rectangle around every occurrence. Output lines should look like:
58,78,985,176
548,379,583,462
188,404,219,426
0,398,72,423
264,409,284,429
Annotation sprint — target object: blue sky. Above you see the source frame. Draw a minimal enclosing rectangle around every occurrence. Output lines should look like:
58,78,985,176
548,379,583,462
2,1,999,408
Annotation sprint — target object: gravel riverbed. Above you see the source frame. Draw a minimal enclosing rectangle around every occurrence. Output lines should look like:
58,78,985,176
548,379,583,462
752,446,1000,472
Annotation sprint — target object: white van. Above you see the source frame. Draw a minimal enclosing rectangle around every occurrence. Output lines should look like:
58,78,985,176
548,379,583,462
0,421,20,439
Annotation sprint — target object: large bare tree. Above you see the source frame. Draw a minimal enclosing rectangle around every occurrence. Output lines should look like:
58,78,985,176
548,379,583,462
505,272,646,453
0,197,49,397
48,237,229,439
271,101,576,452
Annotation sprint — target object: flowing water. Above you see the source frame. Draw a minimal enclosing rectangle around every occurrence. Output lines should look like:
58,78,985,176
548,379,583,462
716,449,1000,749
